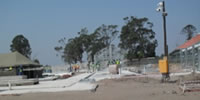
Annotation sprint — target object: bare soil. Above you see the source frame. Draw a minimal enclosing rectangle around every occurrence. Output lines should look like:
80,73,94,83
1,76,200,100
178,73,200,81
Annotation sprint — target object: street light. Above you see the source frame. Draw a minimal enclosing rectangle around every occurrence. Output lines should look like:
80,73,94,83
157,1,170,82
157,1,168,56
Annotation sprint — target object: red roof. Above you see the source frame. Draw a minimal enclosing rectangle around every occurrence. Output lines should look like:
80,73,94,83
177,34,200,49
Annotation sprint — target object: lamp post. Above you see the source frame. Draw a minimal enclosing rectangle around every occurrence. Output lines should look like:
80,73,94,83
157,1,170,82
157,1,168,57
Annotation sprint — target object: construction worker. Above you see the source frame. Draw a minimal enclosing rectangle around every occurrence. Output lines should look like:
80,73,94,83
116,60,120,65
116,59,121,74
18,67,23,75
9,66,13,71
76,65,80,72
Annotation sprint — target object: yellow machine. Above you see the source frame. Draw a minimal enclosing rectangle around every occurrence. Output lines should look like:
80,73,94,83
159,57,168,73
158,56,170,82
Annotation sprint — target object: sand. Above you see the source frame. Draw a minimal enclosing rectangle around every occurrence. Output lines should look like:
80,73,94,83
1,76,200,100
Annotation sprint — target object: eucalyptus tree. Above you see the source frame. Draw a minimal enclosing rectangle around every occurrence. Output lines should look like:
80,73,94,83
10,34,32,58
181,24,197,40
119,16,157,61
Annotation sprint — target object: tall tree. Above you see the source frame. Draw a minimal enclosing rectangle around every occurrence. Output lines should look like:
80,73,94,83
84,32,106,63
55,25,118,64
10,35,32,58
54,37,66,57
119,16,157,61
94,24,118,46
55,28,88,64
63,38,79,64
181,24,197,40
83,24,118,63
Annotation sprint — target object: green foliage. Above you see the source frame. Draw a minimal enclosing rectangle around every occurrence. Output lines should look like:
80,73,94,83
94,24,119,46
55,28,89,64
54,37,66,57
10,35,32,58
84,32,106,63
55,25,118,64
33,59,40,64
119,16,157,61
63,36,84,64
181,24,197,40
85,25,118,63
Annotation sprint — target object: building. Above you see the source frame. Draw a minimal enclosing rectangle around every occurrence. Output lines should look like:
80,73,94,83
170,33,200,71
0,51,42,78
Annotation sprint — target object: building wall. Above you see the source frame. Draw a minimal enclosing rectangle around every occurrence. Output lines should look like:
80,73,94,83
0,67,17,76
170,42,200,71
0,66,43,78
179,47,200,71
23,70,43,78
22,66,43,78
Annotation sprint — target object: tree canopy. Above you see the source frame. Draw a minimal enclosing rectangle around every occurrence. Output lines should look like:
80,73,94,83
94,24,118,46
85,24,118,63
119,16,157,61
55,29,85,64
10,35,32,58
33,59,40,64
83,31,106,63
55,25,118,64
181,24,197,40
55,28,92,64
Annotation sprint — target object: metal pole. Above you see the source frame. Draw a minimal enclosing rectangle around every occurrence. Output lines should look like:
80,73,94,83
198,48,200,71
162,1,168,57
162,1,170,81
192,46,195,73
109,44,112,60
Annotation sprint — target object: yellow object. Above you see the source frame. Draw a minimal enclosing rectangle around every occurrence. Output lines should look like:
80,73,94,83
72,64,80,69
159,59,168,73
9,66,13,71
116,61,120,65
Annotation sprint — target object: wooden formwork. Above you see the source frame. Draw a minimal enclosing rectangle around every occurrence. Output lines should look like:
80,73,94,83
179,80,200,93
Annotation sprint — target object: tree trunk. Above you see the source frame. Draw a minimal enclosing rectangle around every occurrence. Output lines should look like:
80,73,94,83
91,54,94,64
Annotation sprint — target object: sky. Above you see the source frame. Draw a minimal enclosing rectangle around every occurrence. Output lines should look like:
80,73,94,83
0,0,200,66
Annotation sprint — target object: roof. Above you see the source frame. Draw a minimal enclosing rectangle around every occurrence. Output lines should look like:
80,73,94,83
177,34,200,49
0,51,39,68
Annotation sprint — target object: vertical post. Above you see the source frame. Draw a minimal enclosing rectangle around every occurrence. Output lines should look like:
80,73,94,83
162,1,170,81
8,81,12,90
162,1,168,57
180,50,181,67
198,48,200,71
180,50,183,69
192,46,195,73
185,49,188,68
109,45,112,60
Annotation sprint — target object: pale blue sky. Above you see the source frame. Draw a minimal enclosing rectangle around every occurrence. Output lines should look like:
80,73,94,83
0,0,200,65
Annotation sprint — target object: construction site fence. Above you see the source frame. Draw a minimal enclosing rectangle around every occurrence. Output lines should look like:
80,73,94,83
169,55,200,71
121,56,200,73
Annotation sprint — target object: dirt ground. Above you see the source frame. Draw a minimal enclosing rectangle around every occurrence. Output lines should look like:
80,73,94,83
1,76,200,100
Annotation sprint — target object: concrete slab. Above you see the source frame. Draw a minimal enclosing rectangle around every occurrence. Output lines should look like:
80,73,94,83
0,73,93,95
